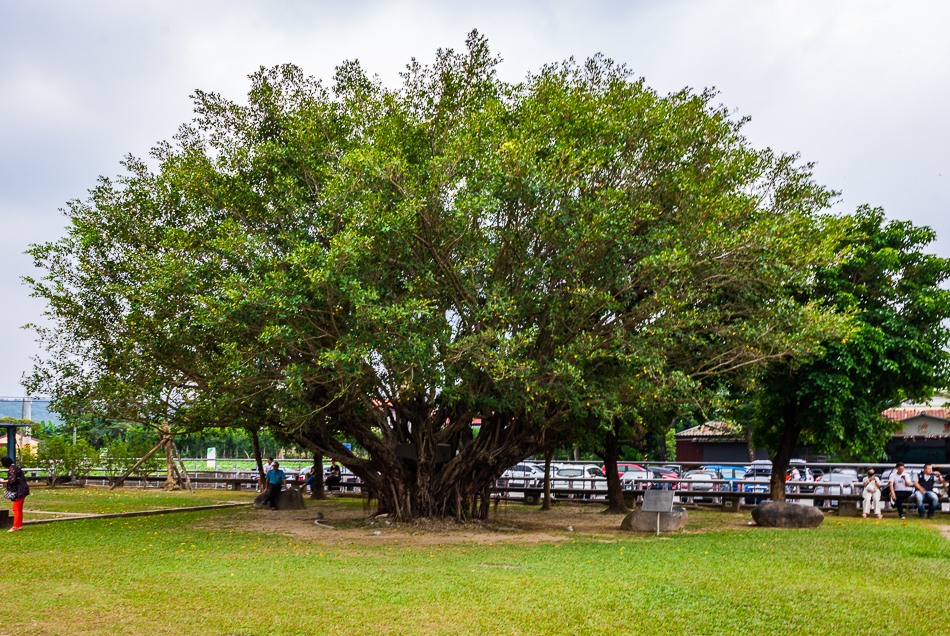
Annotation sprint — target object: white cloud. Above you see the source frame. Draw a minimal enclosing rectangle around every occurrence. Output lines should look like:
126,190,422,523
1,0,948,394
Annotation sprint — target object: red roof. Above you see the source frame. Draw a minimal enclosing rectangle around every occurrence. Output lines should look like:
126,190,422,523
675,421,742,438
881,408,950,421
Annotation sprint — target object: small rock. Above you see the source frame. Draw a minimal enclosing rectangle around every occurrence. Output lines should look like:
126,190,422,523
566,525,574,532
373,530,382,535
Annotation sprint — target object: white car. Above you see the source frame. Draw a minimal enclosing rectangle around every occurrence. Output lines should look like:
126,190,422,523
499,463,546,488
676,470,717,503
551,464,607,498
616,464,651,490
814,474,857,507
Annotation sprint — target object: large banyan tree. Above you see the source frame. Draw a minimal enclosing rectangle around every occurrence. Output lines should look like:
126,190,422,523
26,33,848,520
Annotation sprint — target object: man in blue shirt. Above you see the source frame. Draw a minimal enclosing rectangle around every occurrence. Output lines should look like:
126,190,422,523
263,461,288,510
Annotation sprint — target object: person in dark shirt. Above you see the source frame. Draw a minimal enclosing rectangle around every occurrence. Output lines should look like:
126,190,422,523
913,464,945,519
1,457,29,531
325,464,342,491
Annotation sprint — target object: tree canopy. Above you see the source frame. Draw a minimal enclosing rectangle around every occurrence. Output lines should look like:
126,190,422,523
26,32,849,519
754,206,950,499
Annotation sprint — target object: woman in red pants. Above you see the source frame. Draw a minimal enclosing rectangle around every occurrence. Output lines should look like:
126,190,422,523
1,456,29,531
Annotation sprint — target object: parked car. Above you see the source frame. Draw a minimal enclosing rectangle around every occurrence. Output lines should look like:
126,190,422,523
552,465,607,498
814,473,857,508
677,469,718,503
831,467,859,478
499,463,546,488
659,465,683,477
647,465,680,490
743,460,772,503
610,463,651,490
786,461,815,493
702,465,747,492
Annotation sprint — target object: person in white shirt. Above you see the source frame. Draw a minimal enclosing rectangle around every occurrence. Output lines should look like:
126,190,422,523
861,469,882,519
786,466,802,495
259,457,275,493
888,462,914,519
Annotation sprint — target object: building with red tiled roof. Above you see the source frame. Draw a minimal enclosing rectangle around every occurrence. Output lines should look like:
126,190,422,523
674,421,767,464
882,407,950,463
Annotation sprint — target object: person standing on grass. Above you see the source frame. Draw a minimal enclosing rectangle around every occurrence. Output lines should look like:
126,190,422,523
263,460,287,510
861,469,882,519
1,456,29,532
913,464,945,519
888,462,914,519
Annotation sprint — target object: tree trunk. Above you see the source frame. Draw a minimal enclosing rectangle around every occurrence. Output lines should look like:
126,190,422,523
768,402,802,503
170,440,194,493
251,428,264,491
541,447,554,511
109,439,165,490
161,435,181,491
309,452,326,500
602,424,628,514
659,417,676,463
746,426,756,463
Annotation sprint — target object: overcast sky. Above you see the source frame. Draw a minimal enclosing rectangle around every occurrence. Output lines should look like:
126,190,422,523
1,1,948,396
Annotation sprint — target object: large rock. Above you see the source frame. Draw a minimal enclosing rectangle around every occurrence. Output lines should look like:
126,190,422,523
620,507,688,533
752,501,824,528
254,488,306,510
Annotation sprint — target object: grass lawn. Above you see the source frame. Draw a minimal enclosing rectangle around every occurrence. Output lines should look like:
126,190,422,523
19,485,258,517
3,496,948,635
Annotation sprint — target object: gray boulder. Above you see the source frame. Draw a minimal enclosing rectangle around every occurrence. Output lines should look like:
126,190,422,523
254,488,307,510
620,506,688,533
752,501,824,528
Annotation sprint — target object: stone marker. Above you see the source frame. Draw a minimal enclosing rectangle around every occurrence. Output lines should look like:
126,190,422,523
620,506,688,533
254,488,306,510
751,501,824,528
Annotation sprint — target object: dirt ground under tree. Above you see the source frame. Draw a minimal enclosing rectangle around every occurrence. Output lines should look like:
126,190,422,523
208,496,764,547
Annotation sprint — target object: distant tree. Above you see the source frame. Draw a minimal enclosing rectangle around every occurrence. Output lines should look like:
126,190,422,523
754,207,950,500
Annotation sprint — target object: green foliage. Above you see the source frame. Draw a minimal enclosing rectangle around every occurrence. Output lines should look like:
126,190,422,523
0,417,33,426
35,436,99,484
755,206,950,460
100,440,163,477
17,445,37,468
25,32,850,516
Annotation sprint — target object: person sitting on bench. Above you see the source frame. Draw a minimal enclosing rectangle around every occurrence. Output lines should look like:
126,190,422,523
263,461,288,510
913,464,945,519
888,462,914,519
324,465,342,491
302,463,322,494
861,469,882,519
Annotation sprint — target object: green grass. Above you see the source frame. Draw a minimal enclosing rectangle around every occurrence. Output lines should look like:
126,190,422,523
20,485,258,516
2,500,948,635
